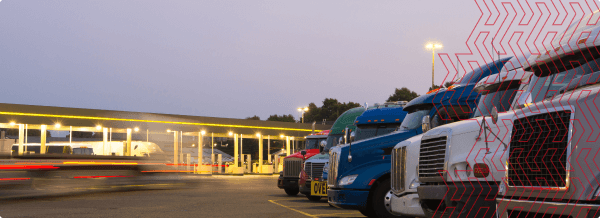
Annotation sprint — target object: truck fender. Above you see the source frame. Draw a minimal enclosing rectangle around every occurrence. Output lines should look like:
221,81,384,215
339,161,391,190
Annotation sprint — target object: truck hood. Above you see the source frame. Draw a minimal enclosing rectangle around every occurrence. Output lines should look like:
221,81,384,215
284,149,320,159
306,153,329,161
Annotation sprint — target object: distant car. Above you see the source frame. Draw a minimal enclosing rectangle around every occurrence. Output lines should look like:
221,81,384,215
73,147,94,155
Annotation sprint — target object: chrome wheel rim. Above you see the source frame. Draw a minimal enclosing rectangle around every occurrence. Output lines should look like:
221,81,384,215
384,190,393,213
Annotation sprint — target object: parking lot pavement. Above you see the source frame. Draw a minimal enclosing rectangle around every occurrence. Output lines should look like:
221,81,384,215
268,197,364,218
0,175,365,218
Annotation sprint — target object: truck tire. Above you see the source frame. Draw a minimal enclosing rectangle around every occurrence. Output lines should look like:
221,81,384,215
371,179,411,218
306,195,322,201
359,209,376,218
420,200,452,218
284,188,299,196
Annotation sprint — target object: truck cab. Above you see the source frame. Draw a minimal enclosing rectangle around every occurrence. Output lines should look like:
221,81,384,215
399,56,531,218
301,102,408,201
278,107,366,196
327,58,510,218
497,12,600,218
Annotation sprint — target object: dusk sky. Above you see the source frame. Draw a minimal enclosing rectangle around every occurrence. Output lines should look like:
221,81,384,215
0,0,580,120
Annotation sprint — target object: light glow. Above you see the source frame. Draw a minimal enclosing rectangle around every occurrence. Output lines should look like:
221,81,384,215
96,125,102,130
201,130,206,135
134,127,139,132
10,122,15,126
426,43,443,49
54,123,61,128
0,111,318,132
229,132,233,136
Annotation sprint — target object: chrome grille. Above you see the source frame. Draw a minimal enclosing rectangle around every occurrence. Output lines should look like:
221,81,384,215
307,162,326,179
391,146,407,194
328,152,339,187
418,136,447,180
305,162,311,178
283,158,302,178
508,110,571,188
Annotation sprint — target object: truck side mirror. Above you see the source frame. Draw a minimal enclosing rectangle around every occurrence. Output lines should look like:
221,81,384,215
344,127,351,144
350,131,356,142
422,115,431,133
491,106,498,124
301,150,307,156
515,91,532,109
320,141,327,147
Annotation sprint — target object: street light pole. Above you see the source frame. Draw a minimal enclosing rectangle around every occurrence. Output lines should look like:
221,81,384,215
431,47,435,88
297,107,308,123
426,43,443,89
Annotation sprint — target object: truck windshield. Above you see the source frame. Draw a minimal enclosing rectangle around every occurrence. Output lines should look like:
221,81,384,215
304,138,326,150
530,56,600,102
354,123,401,141
399,107,432,130
323,134,343,152
473,83,520,117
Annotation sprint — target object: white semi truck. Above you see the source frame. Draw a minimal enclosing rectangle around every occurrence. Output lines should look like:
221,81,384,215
389,56,532,218
496,11,600,218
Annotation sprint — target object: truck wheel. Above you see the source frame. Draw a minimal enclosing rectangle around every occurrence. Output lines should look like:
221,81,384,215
371,179,411,218
420,200,452,218
284,188,299,196
306,195,322,201
359,209,376,218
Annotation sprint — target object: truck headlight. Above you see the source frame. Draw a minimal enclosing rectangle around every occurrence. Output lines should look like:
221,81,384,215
409,179,421,189
339,174,358,186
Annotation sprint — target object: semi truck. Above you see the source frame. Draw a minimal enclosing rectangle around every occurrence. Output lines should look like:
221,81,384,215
496,12,600,218
390,56,530,218
278,107,365,196
328,58,510,218
300,102,408,201
277,130,328,196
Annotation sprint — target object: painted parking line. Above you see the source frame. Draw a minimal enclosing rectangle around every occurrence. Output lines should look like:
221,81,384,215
268,199,363,217
268,200,317,217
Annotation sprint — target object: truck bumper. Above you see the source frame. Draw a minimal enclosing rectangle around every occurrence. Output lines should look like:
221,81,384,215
390,192,425,217
327,189,369,210
496,198,600,218
277,176,299,190
299,180,311,195
417,183,497,218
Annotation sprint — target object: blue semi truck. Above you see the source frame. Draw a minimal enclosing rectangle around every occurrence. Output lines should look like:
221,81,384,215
301,101,408,201
327,57,510,218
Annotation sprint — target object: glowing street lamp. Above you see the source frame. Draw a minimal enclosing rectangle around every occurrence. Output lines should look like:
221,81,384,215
426,43,443,88
297,107,309,123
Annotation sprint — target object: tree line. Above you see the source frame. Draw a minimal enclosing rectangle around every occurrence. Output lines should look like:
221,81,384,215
247,86,423,124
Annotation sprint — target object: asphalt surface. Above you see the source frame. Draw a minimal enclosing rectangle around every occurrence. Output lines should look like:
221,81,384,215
0,175,365,218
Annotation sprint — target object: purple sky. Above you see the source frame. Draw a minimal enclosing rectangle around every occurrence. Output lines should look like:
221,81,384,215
0,1,497,120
